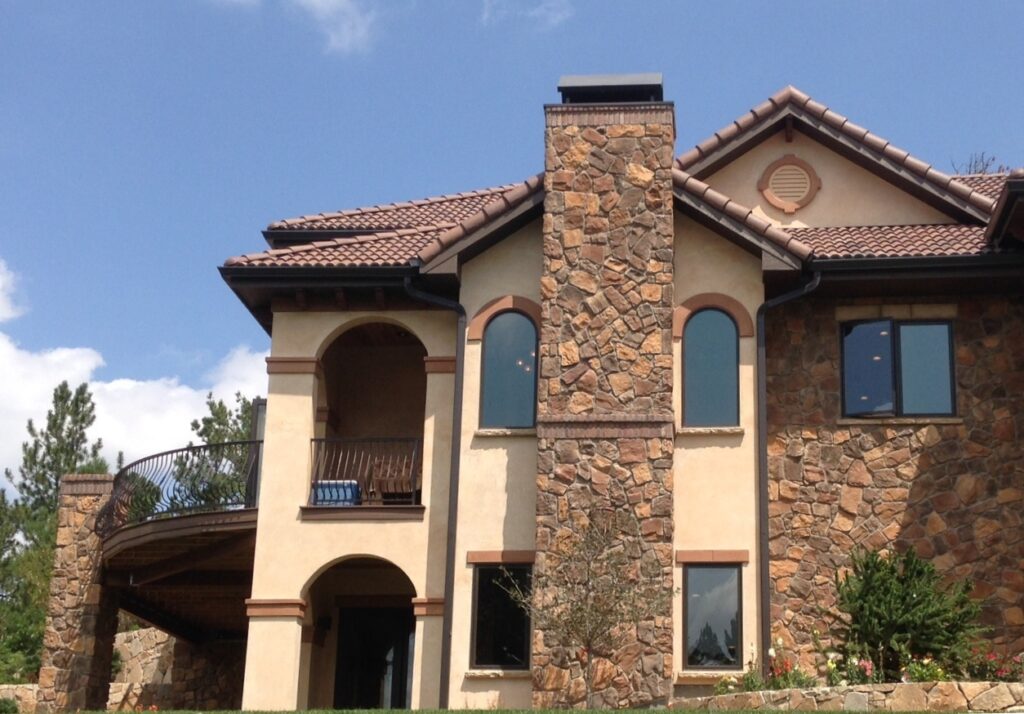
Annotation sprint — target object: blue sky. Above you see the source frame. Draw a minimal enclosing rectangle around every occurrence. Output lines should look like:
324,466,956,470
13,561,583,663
0,0,1021,475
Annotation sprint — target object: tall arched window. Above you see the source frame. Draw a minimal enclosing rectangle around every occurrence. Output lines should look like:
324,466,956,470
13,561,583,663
481,312,537,428
684,309,739,427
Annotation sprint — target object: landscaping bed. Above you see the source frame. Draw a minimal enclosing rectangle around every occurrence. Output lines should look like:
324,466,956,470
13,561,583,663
673,680,1024,711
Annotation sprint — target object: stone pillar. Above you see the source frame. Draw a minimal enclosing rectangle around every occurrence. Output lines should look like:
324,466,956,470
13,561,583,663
535,100,676,706
37,474,118,712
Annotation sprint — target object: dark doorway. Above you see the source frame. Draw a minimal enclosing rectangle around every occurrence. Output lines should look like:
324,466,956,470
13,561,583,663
334,607,415,709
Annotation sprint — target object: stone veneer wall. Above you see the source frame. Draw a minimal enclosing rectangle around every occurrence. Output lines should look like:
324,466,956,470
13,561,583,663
674,681,1024,711
37,474,119,712
766,295,1024,667
534,101,676,707
0,685,37,713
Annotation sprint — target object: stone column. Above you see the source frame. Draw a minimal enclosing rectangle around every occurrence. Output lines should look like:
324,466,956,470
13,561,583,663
535,102,676,706
37,473,119,712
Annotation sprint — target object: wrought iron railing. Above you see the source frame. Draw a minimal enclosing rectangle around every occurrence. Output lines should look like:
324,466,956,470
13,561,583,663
310,438,422,506
97,440,262,536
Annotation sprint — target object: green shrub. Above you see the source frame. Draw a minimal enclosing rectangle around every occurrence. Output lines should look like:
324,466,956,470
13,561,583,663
0,698,18,714
831,548,982,682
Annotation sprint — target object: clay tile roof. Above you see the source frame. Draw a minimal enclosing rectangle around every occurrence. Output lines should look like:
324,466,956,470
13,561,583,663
265,183,525,233
676,86,997,217
789,224,1007,260
671,168,813,261
953,173,1010,201
224,227,444,268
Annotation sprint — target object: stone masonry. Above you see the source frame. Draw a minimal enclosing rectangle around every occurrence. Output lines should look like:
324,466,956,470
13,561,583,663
766,296,1024,669
37,474,119,712
535,101,676,707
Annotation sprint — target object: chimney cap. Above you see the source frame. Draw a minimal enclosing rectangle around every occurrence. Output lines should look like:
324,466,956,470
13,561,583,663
557,73,664,104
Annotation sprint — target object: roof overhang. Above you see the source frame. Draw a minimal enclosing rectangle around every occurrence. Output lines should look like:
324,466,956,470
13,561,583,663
984,169,1024,247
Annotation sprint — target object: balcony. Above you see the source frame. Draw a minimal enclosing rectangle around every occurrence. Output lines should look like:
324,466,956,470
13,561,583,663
309,438,422,507
97,440,262,537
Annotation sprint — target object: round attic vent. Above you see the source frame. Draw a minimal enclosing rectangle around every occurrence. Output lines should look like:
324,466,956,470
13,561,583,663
757,154,822,214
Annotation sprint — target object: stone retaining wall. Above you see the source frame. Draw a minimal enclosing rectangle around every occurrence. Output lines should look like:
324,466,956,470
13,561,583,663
674,681,1024,711
0,685,37,713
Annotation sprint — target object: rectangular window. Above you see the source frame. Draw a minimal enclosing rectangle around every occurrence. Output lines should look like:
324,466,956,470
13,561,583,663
685,564,741,669
472,565,530,669
841,319,954,417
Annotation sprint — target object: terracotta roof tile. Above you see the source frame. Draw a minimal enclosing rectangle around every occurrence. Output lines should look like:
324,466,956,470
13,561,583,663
953,173,1009,201
790,224,1009,260
675,86,997,217
225,227,444,268
266,183,523,232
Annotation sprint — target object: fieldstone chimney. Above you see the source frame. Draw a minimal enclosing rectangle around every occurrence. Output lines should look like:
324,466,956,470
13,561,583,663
534,74,675,707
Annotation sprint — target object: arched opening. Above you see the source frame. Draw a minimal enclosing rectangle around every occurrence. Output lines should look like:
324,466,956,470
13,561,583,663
305,557,417,709
315,323,427,505
683,308,739,427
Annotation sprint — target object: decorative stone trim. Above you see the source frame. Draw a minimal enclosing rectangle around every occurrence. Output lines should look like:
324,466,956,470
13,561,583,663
467,295,542,341
672,681,1024,712
59,473,113,496
836,416,964,426
299,505,425,521
265,357,320,374
466,550,536,564
673,293,755,338
411,597,445,617
423,356,457,373
544,102,675,128
675,549,749,564
834,303,958,320
245,598,306,619
537,413,675,439
676,426,745,437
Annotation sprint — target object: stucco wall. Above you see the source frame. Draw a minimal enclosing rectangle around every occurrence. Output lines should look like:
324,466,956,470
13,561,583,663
704,130,954,228
672,217,763,689
766,295,1024,667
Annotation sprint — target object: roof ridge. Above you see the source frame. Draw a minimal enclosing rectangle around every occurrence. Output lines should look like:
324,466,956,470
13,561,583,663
675,86,996,218
266,182,523,230
416,173,545,264
671,168,813,260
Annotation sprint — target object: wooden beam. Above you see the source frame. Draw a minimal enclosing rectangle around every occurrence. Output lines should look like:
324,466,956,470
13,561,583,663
335,288,347,309
106,569,253,589
295,289,308,309
117,591,208,643
374,287,386,309
784,115,794,143
128,533,255,587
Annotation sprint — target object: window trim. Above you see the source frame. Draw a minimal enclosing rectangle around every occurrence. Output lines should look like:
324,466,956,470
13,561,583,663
681,307,740,427
479,310,539,429
839,318,956,419
682,563,743,671
470,563,532,671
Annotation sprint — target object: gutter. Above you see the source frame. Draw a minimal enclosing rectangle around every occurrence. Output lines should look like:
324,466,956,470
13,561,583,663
755,271,821,671
402,275,466,710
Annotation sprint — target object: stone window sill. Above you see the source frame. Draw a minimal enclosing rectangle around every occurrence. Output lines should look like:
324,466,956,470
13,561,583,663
474,427,537,437
837,417,963,426
676,670,744,685
464,668,531,680
676,426,745,437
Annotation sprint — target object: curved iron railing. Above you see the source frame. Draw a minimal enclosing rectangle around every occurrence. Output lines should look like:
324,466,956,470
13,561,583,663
97,440,262,536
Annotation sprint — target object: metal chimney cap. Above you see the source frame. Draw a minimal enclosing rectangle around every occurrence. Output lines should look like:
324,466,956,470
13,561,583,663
557,73,664,104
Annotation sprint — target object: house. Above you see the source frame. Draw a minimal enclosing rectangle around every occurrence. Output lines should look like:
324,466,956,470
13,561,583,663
36,74,1024,711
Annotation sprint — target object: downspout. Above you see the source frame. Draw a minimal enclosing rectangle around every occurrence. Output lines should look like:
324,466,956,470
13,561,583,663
755,270,820,670
403,275,466,710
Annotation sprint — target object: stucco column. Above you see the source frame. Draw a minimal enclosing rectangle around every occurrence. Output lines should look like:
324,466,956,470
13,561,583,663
241,601,307,710
37,474,119,712
411,598,444,709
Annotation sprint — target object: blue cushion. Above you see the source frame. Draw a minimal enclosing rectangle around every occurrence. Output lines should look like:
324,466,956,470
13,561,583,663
313,480,361,505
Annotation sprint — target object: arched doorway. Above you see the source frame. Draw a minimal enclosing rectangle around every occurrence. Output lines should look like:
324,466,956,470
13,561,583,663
306,557,417,709
315,323,427,506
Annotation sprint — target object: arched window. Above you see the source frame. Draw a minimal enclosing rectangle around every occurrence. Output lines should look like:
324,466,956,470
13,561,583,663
684,309,739,427
481,312,537,428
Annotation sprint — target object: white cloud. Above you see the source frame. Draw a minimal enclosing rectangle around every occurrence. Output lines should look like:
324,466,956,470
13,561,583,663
0,259,25,323
481,0,573,29
290,0,375,54
0,330,268,490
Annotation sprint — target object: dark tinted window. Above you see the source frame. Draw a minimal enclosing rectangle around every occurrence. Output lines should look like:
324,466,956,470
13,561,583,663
684,309,739,426
685,565,741,668
473,565,530,669
842,320,895,416
481,312,537,428
898,323,953,415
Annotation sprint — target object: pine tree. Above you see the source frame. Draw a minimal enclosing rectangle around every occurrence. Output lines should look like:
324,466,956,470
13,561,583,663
189,391,253,445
